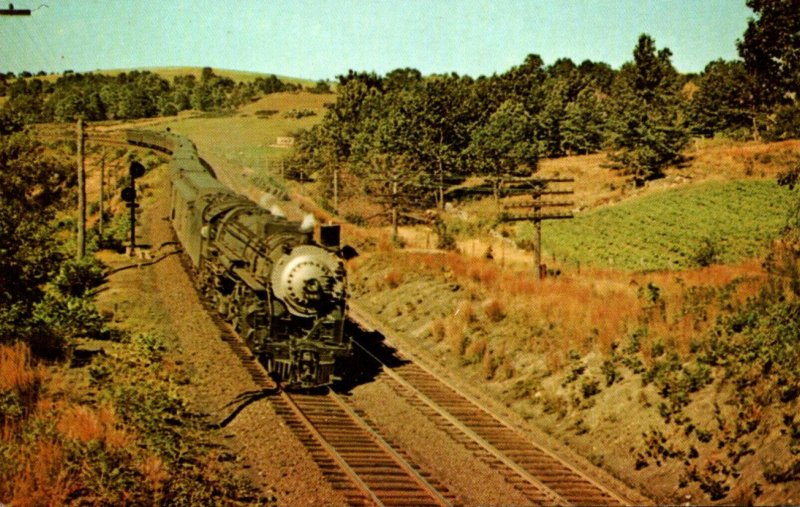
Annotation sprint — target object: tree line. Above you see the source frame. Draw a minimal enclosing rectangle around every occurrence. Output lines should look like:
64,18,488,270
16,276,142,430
0,66,306,125
289,1,799,213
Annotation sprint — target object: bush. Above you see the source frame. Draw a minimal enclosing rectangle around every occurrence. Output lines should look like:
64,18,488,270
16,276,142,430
692,236,721,267
53,256,106,296
32,293,107,343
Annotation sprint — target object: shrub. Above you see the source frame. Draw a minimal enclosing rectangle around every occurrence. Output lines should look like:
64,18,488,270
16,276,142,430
53,256,106,296
430,319,446,342
483,299,506,322
692,237,722,267
32,293,107,343
384,270,403,288
464,336,487,364
446,321,467,356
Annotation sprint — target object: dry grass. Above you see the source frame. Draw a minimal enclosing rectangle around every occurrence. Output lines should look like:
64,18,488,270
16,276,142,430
483,299,506,322
8,439,74,507
0,342,44,414
379,247,771,372
56,403,133,450
430,319,446,342
481,348,495,379
445,320,467,356
456,300,477,323
465,337,488,363
384,270,403,289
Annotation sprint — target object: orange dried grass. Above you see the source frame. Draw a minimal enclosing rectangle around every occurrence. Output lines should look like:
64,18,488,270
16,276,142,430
6,439,76,507
56,403,132,450
0,342,44,412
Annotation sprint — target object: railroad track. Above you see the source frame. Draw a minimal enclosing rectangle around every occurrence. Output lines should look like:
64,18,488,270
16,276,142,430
268,390,458,506
349,304,637,507
190,270,458,505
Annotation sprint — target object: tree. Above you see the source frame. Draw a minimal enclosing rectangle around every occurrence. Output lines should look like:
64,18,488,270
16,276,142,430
350,103,429,239
468,100,542,200
414,75,475,209
0,132,72,353
562,85,608,154
737,0,800,104
736,0,800,139
606,34,688,185
687,60,754,138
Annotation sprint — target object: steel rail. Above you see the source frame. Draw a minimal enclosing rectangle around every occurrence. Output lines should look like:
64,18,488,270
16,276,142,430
349,303,636,506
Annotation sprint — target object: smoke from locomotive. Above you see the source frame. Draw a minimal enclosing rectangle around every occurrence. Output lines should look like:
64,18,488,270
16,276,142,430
126,129,351,389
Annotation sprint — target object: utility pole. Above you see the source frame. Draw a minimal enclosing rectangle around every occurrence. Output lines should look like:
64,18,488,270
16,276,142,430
500,177,575,279
0,5,32,15
76,119,86,259
98,156,105,239
333,164,339,215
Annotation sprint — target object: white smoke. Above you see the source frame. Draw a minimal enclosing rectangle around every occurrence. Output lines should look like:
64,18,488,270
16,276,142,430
299,213,316,233
269,205,286,218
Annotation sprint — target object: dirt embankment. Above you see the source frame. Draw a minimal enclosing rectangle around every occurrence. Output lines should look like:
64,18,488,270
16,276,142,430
349,250,800,506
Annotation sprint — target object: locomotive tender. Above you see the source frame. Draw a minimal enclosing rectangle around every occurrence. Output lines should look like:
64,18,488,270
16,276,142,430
126,129,350,389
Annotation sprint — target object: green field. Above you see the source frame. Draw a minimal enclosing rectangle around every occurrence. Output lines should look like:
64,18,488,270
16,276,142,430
521,180,797,270
161,91,332,171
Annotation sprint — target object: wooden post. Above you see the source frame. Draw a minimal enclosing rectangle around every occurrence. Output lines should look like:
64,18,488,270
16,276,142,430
391,179,398,241
333,165,339,215
99,156,104,239
76,119,86,259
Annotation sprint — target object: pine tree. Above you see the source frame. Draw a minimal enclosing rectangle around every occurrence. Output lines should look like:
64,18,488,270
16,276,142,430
606,34,688,185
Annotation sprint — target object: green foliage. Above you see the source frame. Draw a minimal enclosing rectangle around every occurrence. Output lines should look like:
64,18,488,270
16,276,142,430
535,180,795,270
31,293,107,342
692,236,722,267
2,69,291,123
53,256,106,297
0,133,72,351
132,332,167,365
283,108,316,119
308,80,332,94
606,35,688,183
468,99,542,193
737,0,800,107
688,60,755,138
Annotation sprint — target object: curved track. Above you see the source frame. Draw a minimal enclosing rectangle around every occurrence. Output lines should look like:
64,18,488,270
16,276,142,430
193,269,458,506
349,304,636,506
269,390,457,507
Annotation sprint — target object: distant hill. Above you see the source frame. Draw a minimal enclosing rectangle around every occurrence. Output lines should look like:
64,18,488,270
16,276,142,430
15,67,320,88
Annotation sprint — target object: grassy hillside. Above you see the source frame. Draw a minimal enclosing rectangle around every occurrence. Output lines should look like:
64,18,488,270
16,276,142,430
162,91,332,165
523,179,795,271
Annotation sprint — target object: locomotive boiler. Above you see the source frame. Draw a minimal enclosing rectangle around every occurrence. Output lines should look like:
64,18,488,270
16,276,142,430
126,129,350,389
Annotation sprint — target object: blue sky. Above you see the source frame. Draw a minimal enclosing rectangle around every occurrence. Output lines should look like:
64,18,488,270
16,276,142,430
1,0,753,80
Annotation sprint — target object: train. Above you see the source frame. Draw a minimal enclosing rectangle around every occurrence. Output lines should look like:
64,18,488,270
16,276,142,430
125,129,351,389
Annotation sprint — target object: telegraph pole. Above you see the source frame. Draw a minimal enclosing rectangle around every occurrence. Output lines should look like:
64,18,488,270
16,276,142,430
0,5,32,15
98,156,105,239
499,177,575,279
76,119,86,259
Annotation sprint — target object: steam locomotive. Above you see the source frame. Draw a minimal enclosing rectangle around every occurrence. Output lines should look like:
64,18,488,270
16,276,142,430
126,129,350,389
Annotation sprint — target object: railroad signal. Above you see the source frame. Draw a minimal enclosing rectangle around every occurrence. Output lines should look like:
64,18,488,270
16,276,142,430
120,187,136,203
123,161,145,253
129,161,145,179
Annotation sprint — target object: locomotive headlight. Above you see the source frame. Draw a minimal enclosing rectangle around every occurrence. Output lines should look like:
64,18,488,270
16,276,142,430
271,245,345,317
